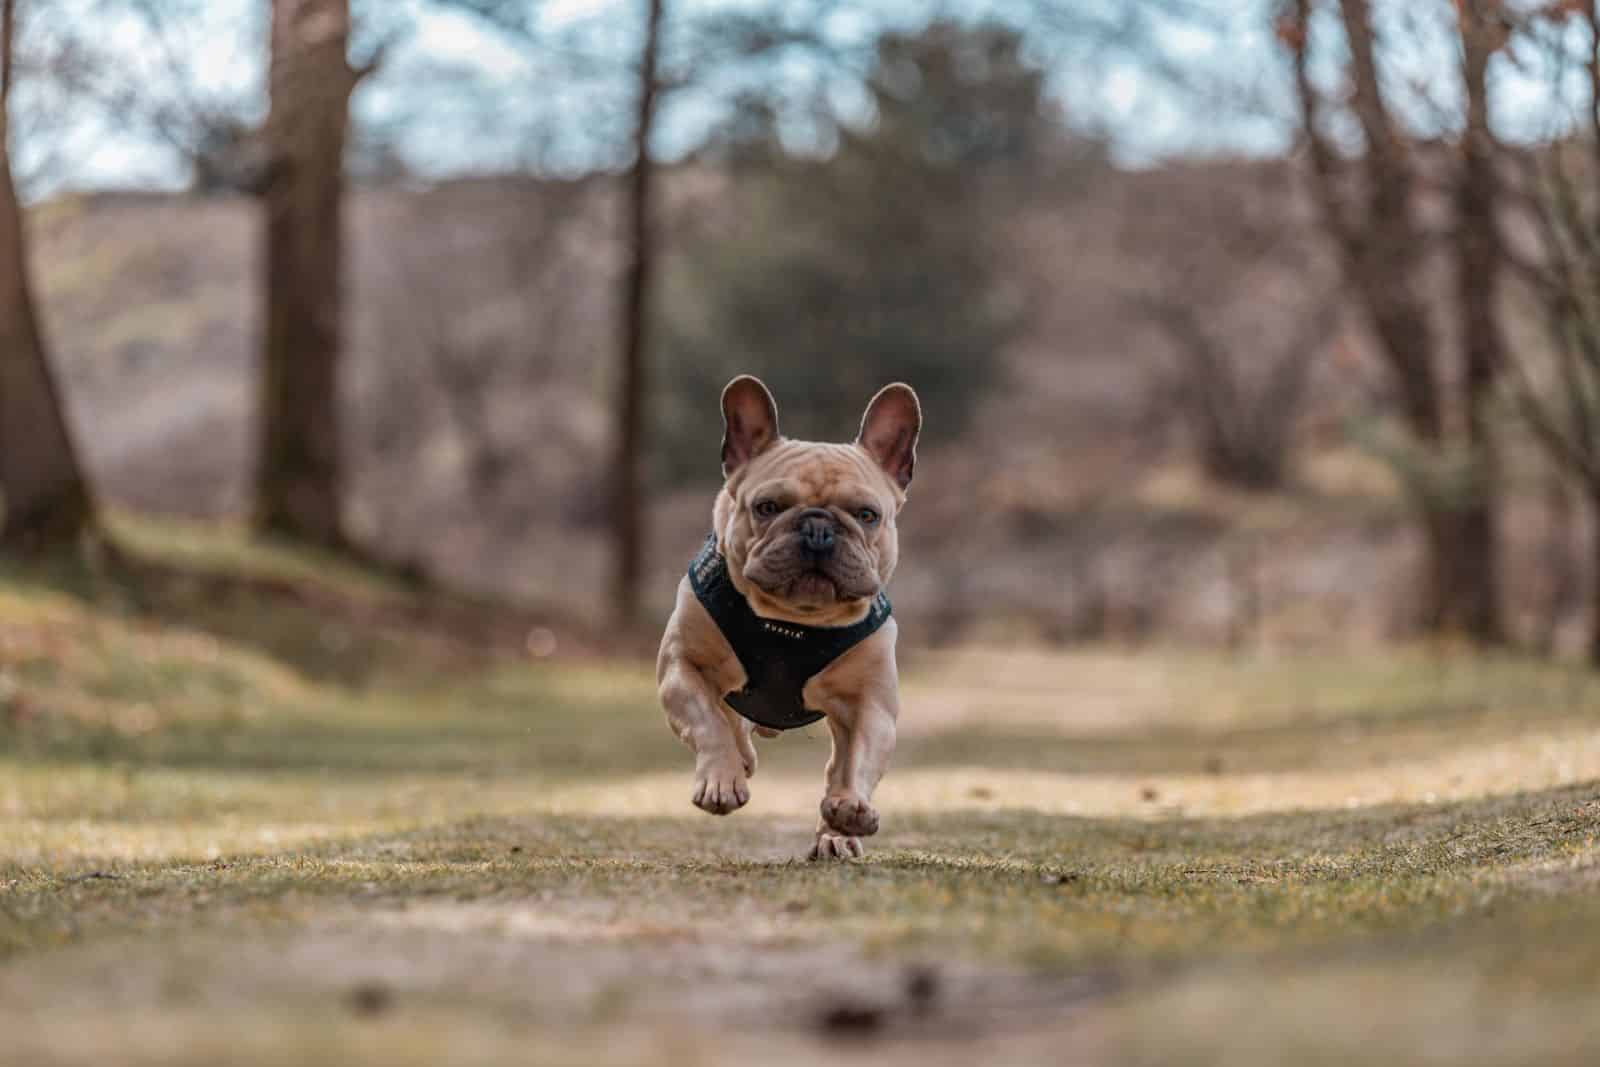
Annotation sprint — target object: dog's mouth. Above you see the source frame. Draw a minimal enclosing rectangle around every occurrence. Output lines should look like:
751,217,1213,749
744,551,879,607
784,571,840,603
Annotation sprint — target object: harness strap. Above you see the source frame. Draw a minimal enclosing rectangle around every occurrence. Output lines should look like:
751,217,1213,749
688,534,892,731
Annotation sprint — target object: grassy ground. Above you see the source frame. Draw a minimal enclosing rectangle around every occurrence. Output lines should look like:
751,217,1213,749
4,520,1600,1065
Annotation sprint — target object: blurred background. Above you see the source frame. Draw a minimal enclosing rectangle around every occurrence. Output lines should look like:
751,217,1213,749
14,8,1600,1060
6,0,1600,662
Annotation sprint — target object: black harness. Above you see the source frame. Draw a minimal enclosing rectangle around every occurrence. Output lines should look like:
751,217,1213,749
688,534,892,731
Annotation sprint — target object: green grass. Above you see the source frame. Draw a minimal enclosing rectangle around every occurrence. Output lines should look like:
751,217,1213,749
3,518,1600,1064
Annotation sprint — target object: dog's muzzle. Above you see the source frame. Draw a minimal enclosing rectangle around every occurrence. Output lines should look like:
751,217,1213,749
797,508,836,560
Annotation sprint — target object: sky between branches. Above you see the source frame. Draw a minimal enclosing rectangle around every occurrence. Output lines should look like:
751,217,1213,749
16,0,1591,196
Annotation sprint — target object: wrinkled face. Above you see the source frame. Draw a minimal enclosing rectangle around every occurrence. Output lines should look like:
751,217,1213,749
717,442,902,618
711,376,920,626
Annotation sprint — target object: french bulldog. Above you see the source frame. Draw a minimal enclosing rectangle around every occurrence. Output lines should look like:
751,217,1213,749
656,375,920,859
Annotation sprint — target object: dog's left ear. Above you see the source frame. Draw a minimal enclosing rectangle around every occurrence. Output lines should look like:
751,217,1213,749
856,383,921,491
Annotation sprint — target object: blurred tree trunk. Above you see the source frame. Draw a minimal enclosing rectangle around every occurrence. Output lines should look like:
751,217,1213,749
1591,495,1600,667
0,0,93,550
1534,478,1577,658
1505,1,1600,666
255,0,361,548
1450,0,1507,643
1286,0,1503,642
613,0,664,624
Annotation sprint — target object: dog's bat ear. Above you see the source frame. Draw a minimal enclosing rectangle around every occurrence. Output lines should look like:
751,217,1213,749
857,383,921,491
721,375,781,477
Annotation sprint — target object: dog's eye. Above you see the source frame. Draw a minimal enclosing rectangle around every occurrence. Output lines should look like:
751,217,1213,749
753,500,782,519
856,508,880,525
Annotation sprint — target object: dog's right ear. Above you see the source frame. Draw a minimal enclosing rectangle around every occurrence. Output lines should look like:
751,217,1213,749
721,375,781,477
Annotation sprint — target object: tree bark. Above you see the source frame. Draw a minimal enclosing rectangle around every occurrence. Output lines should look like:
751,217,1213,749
0,0,93,550
1587,489,1600,662
254,0,358,548
1289,0,1502,641
1334,0,1444,444
613,0,664,624
1592,490,1600,667
1448,0,1507,643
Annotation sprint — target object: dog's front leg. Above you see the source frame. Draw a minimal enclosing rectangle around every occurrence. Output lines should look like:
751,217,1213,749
659,659,751,815
812,695,897,859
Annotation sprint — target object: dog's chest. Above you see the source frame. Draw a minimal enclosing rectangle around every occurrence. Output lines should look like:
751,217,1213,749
687,535,891,732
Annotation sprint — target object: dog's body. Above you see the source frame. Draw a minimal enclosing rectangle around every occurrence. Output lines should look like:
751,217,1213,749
656,377,921,859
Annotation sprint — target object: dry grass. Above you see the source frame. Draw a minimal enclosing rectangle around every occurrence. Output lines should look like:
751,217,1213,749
3,519,1600,1064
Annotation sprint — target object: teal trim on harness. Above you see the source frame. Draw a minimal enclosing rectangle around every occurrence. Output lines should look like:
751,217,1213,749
687,534,892,732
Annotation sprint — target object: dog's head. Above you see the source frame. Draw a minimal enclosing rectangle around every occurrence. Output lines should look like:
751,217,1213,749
711,376,921,626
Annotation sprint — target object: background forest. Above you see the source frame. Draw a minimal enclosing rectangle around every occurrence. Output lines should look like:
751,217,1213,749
7,0,1600,661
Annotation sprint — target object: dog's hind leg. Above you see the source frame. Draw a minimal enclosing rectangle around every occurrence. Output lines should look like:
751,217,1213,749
659,659,751,816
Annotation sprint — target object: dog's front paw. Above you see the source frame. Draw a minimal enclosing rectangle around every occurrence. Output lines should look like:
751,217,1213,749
808,830,863,861
820,792,879,837
692,759,750,816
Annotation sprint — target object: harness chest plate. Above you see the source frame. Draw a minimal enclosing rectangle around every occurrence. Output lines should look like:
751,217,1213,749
687,534,892,732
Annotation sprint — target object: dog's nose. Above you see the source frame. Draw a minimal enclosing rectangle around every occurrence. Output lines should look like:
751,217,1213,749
797,508,836,559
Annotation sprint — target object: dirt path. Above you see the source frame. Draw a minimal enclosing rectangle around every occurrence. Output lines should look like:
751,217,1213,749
6,539,1600,1065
